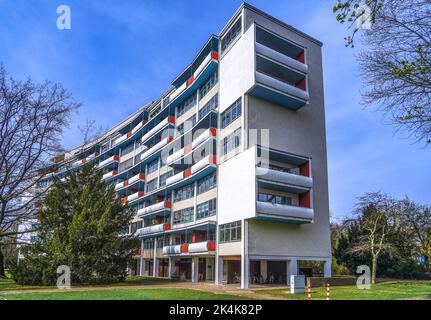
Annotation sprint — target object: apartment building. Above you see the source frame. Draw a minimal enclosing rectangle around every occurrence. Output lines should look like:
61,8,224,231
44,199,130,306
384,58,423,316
37,3,331,289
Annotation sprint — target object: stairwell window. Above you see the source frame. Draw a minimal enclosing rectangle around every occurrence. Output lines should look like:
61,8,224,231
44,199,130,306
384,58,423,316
199,70,218,99
176,93,196,118
221,98,241,128
222,127,241,155
221,17,242,53
219,221,241,243
196,198,217,220
173,207,194,224
199,94,218,119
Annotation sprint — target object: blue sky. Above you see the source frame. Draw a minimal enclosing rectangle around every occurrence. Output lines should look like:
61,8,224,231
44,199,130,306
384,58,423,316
1,0,430,219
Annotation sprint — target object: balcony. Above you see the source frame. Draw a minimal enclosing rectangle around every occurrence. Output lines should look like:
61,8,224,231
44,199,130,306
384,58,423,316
72,152,100,168
135,223,171,237
137,201,171,217
140,136,173,162
256,166,312,193
141,116,175,144
102,170,118,180
123,191,145,204
165,155,217,190
115,173,145,191
256,201,313,224
163,241,215,256
98,155,119,169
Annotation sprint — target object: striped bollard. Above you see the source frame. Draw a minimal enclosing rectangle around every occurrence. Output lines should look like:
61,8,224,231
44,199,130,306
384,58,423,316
326,283,330,300
307,283,312,300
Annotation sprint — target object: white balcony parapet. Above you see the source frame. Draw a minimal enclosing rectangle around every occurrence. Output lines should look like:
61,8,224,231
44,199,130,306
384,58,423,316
98,155,119,168
102,170,117,180
256,201,314,222
114,134,128,145
193,53,212,79
131,121,145,135
169,82,187,102
255,71,309,102
192,128,217,149
125,191,145,203
141,117,174,143
188,241,216,253
137,201,171,217
163,245,182,255
167,148,185,164
255,42,308,74
255,166,312,189
72,159,83,167
191,155,216,175
114,181,124,190
165,171,183,186
135,223,170,237
140,136,173,161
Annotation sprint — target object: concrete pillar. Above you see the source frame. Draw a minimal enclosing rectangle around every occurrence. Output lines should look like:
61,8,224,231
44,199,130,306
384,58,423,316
139,239,144,276
191,257,199,283
324,259,332,278
287,259,298,285
152,237,158,277
168,257,175,279
260,260,267,283
215,255,223,285
241,220,249,289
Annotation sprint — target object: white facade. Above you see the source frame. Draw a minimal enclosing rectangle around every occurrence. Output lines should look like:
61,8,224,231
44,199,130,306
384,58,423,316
36,3,331,288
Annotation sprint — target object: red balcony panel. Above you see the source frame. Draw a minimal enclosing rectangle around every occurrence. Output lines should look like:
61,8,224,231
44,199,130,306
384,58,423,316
139,173,146,179
113,171,118,176
210,155,217,165
209,127,217,137
296,78,306,91
181,244,189,253
187,76,195,86
168,116,175,124
122,197,128,204
95,152,100,156
163,224,171,231
138,191,145,198
124,180,129,187
184,168,192,178
165,201,172,208
113,155,120,161
207,241,216,251
299,161,310,177
296,51,305,63
127,131,132,138
211,51,219,61
167,136,174,143
82,159,87,164
299,191,311,209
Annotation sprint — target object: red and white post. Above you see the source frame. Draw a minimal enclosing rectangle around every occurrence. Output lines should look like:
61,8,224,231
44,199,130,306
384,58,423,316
326,283,330,300
307,283,312,300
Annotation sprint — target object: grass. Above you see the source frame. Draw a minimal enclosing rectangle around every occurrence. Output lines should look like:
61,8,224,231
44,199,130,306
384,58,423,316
255,280,431,300
0,276,52,292
1,287,250,300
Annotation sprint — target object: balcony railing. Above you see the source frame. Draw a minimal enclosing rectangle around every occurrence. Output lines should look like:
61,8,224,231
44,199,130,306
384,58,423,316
135,223,171,237
102,170,118,180
140,136,173,162
256,166,312,190
255,42,308,74
165,155,216,186
256,201,313,223
137,201,171,217
98,155,119,168
115,173,145,191
162,241,215,255
141,116,175,144
123,191,145,204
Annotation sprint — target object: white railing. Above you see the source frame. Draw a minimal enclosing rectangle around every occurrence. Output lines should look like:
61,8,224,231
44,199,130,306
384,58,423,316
169,81,187,102
141,117,173,143
163,244,182,255
140,136,172,161
255,166,312,189
135,223,167,237
98,155,119,168
137,201,171,217
192,128,216,149
131,121,145,135
255,72,309,101
165,171,183,186
114,134,128,145
191,155,214,175
255,42,308,74
127,191,144,202
256,201,314,222
167,148,184,164
102,170,117,180
188,241,215,253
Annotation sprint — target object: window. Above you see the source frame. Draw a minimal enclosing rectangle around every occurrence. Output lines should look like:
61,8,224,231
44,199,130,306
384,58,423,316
176,114,196,136
160,171,173,187
173,207,194,224
199,94,218,119
199,71,218,98
118,158,133,172
157,236,170,248
222,128,241,155
197,172,217,195
258,193,292,205
221,98,241,128
130,220,143,234
221,17,242,52
146,178,158,193
120,142,135,156
143,238,154,250
147,159,159,174
174,183,194,201
176,93,196,117
219,221,241,243
196,198,217,220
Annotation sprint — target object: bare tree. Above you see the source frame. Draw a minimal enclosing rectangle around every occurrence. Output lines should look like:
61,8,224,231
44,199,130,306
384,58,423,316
78,118,106,146
348,192,397,284
334,0,431,146
0,64,80,276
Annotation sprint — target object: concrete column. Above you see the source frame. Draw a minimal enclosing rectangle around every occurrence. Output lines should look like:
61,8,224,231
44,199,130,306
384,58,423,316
168,257,175,279
324,259,332,278
152,237,158,277
191,257,199,283
287,259,298,285
215,255,223,285
241,220,249,289
260,260,267,283
139,239,144,276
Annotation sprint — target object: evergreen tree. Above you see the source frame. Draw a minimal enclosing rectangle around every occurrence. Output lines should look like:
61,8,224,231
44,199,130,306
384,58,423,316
11,164,137,285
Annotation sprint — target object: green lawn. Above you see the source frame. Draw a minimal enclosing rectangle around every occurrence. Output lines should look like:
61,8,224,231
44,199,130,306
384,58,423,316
0,276,52,291
1,287,250,300
256,281,431,300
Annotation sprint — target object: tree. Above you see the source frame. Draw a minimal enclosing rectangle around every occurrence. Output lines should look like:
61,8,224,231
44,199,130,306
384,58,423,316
11,164,137,285
0,64,79,277
334,0,431,146
348,192,397,284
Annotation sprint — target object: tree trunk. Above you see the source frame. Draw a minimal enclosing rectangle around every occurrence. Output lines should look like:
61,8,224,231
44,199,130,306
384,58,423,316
371,256,377,285
0,246,5,278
